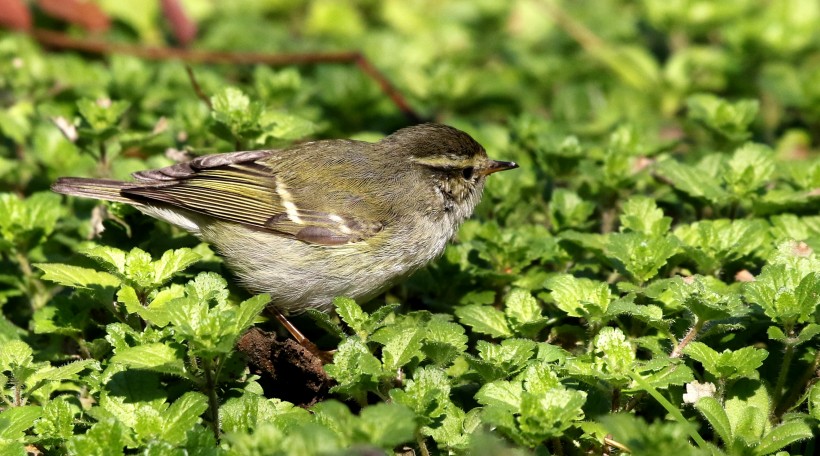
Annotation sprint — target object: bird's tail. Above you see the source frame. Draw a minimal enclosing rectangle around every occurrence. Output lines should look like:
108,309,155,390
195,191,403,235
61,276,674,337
51,178,136,204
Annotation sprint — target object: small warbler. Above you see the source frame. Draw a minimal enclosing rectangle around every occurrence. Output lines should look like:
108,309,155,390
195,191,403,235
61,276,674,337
53,123,517,313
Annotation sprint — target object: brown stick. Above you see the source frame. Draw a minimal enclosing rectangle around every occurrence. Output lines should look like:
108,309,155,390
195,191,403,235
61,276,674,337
184,65,213,110
30,29,423,122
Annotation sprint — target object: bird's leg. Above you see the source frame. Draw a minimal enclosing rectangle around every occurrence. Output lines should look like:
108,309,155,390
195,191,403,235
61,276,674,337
268,307,335,364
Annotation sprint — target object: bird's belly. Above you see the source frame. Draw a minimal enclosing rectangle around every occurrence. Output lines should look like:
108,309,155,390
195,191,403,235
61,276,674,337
200,219,452,313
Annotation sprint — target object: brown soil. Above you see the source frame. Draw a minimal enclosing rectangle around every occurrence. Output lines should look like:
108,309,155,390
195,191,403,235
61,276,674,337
236,327,334,407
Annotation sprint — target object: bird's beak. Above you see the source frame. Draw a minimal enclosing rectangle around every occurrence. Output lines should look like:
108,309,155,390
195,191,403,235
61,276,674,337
480,160,519,176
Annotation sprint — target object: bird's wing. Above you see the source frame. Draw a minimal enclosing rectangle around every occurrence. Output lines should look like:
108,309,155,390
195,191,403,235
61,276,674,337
122,150,384,245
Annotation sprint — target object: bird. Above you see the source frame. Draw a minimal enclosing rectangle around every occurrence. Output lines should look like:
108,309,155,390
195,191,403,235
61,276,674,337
52,123,517,316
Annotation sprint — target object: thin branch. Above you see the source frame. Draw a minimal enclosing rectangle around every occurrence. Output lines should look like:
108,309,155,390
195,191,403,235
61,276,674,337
30,28,422,122
184,65,212,110
604,437,631,453
670,318,703,359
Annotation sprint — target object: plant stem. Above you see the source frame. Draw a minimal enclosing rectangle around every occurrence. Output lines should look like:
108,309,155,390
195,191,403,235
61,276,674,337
611,387,621,412
779,348,820,415
773,339,796,418
14,250,49,311
416,434,430,456
628,371,708,449
671,318,704,358
202,357,221,440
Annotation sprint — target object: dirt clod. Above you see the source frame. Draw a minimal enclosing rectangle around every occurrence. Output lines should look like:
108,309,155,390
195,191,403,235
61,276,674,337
236,327,333,407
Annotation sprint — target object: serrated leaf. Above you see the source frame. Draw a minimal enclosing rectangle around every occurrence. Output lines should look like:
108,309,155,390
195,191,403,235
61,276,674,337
422,318,468,366
686,93,758,142
160,392,209,444
674,219,769,274
34,396,79,440
110,343,188,379
35,263,120,289
504,289,547,337
233,294,269,334
389,367,450,423
82,245,127,275
594,327,635,377
686,342,768,380
380,325,424,371
518,389,586,441
65,418,128,455
724,143,775,198
150,248,201,286
549,188,595,231
620,196,672,236
545,274,611,319
325,338,382,402
117,285,142,315
335,297,368,338
304,309,346,340
476,381,523,412
656,157,731,204
0,405,42,439
455,305,512,338
606,232,680,283
30,359,97,384
639,363,694,390
356,403,416,449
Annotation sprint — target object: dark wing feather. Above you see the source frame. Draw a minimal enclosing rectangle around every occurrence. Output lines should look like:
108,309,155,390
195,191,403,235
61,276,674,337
122,150,383,245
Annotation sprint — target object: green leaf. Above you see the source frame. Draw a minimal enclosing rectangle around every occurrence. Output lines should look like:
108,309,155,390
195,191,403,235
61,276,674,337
379,325,424,371
475,380,523,412
518,388,586,442
82,245,127,275
685,342,768,380
686,93,758,142
334,296,368,338
0,405,42,439
160,392,209,444
65,418,128,456
809,382,820,420
674,219,769,274
35,263,121,289
548,188,595,231
421,317,468,366
694,397,732,445
504,289,547,338
77,98,130,133
620,196,672,236
34,396,79,440
0,192,62,251
467,339,538,382
545,274,611,319
304,309,346,340
325,338,383,402
600,413,706,456
594,327,635,377
150,248,202,286
389,367,451,422
110,343,189,379
754,419,813,456
723,143,775,198
655,158,731,204
30,359,97,384
455,305,513,338
233,294,269,334
356,403,416,449
606,232,680,283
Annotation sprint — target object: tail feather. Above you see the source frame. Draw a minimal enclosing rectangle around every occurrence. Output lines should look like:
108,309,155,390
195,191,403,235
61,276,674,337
52,178,137,204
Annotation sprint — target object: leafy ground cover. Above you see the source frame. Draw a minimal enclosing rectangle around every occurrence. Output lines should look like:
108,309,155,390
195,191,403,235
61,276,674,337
2,0,820,454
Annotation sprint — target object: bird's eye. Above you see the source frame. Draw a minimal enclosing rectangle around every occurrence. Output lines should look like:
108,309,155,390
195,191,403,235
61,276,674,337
461,167,475,180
